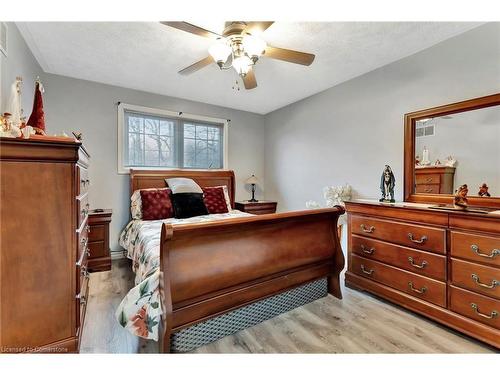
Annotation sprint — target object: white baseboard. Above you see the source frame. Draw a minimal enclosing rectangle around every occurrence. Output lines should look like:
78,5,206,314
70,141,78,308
111,250,127,260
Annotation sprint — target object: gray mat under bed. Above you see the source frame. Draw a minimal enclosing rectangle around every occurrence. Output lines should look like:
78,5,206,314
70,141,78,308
170,277,328,352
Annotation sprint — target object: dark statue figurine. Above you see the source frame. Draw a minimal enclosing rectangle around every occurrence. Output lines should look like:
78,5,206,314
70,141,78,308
379,165,395,203
454,184,469,209
478,183,491,197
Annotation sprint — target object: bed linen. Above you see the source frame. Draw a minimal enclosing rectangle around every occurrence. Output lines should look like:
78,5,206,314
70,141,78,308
116,210,253,341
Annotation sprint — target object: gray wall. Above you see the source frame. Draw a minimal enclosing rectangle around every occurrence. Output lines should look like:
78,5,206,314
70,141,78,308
43,74,266,253
0,23,43,115
264,23,500,214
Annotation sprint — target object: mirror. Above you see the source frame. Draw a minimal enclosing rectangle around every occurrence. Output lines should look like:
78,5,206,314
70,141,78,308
404,93,500,208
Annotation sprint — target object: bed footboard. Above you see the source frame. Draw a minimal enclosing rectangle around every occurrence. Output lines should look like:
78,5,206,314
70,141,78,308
159,207,345,352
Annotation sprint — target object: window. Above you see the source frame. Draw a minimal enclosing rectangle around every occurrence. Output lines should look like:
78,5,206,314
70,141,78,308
118,103,227,173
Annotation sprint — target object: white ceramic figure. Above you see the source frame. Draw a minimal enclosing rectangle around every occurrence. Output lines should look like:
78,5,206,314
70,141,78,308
444,155,457,167
305,200,321,209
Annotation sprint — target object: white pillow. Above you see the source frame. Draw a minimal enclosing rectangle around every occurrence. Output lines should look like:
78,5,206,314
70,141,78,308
165,178,203,194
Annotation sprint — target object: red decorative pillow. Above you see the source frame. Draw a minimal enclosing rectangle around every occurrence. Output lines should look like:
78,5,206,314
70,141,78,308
202,187,229,214
140,189,174,220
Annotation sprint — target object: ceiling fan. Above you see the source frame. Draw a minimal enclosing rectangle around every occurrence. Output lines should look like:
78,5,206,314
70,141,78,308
160,21,316,90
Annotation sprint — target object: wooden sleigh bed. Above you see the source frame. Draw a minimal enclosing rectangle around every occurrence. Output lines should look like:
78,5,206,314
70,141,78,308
129,169,345,352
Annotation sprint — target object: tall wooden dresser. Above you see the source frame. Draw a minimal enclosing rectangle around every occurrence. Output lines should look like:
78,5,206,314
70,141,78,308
0,137,90,353
345,199,500,349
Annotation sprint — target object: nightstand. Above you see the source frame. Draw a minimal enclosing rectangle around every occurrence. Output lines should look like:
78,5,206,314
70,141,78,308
235,201,277,215
88,209,112,272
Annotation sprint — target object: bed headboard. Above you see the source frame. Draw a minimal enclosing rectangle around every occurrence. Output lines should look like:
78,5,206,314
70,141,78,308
129,169,236,208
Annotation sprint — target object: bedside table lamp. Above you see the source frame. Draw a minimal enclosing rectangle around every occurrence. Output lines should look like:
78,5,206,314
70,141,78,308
245,174,259,202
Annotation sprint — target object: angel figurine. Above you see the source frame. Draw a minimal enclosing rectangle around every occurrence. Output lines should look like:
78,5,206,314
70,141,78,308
454,184,469,209
379,165,395,203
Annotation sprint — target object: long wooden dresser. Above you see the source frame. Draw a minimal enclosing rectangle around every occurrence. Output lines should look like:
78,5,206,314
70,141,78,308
345,199,500,349
0,137,90,353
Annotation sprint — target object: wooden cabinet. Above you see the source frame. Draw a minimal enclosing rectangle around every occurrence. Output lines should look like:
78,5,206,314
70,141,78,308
87,209,112,272
414,166,455,194
235,201,277,215
345,200,500,349
0,137,90,353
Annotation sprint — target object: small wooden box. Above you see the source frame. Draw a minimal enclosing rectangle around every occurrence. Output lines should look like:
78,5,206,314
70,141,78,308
88,209,112,272
235,201,277,215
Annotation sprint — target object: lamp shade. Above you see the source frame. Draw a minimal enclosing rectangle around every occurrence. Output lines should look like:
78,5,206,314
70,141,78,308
209,40,232,63
245,175,259,185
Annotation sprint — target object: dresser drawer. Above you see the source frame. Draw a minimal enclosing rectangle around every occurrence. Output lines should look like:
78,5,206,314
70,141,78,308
451,258,500,299
88,223,105,242
415,174,441,185
351,235,446,280
450,286,500,329
76,275,89,330
351,215,445,254
77,165,90,196
77,218,89,258
350,254,446,307
77,193,89,228
89,241,106,259
415,184,440,194
76,240,89,291
451,231,500,267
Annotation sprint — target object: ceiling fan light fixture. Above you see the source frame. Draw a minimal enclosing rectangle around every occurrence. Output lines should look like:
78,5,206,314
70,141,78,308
208,39,232,67
242,34,267,60
232,55,252,76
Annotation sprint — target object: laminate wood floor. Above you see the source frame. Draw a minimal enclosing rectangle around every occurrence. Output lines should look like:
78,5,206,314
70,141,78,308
80,259,496,354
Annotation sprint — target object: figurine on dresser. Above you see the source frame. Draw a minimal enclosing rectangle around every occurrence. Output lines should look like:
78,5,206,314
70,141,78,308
478,183,491,197
379,165,395,203
453,184,469,209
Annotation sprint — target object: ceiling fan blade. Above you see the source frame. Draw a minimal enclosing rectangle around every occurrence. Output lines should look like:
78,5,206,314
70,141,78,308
178,56,214,75
265,46,315,66
243,68,257,90
244,21,274,34
160,22,221,40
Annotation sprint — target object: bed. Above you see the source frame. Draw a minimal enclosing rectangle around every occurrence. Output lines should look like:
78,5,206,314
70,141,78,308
117,169,345,352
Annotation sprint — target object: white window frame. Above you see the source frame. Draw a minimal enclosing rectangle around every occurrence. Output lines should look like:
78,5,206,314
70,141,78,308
117,102,229,174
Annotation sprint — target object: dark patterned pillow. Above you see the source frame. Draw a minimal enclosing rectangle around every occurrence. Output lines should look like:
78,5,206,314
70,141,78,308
139,189,173,220
171,193,209,219
202,187,229,214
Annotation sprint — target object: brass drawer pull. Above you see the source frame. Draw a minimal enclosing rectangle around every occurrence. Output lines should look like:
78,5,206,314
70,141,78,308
80,237,88,249
471,245,500,259
360,224,375,233
360,265,374,275
470,303,498,319
471,274,499,289
76,294,87,306
408,256,427,269
424,188,434,193
80,265,88,277
86,224,91,233
361,245,375,255
81,267,90,279
408,281,427,294
408,233,427,244
425,177,433,183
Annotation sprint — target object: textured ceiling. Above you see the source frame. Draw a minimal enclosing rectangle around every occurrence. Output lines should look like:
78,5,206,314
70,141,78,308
17,22,482,114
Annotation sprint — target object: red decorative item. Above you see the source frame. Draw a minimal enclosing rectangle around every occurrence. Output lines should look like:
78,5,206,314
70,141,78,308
140,189,174,220
26,79,46,135
203,187,229,214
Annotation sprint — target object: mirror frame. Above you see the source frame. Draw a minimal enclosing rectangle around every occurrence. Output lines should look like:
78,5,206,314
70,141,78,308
404,93,500,208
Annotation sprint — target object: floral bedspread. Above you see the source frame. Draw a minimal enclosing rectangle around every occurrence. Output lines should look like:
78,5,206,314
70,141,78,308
116,210,253,341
